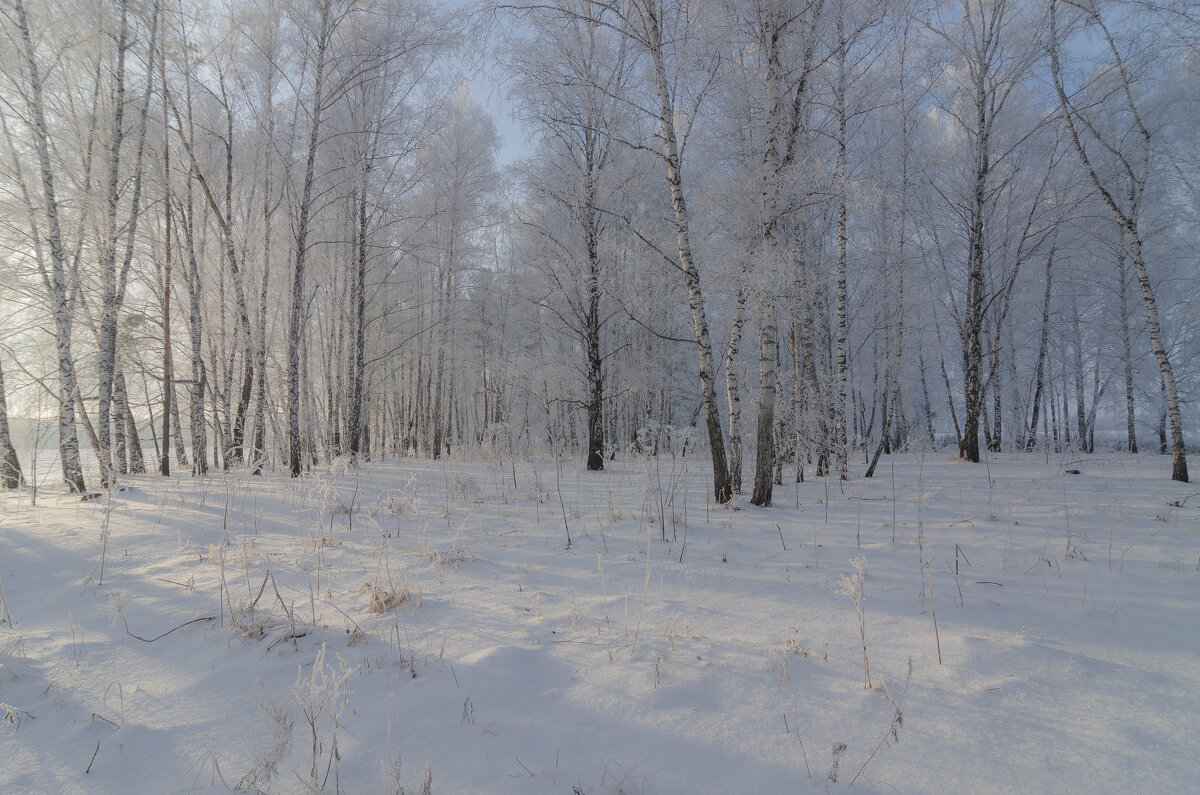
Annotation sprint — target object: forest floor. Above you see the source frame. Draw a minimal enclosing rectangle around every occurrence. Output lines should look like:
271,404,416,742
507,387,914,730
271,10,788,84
1,450,1198,793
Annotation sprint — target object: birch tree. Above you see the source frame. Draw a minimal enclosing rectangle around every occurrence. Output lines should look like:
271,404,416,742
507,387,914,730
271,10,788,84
1049,0,1188,481
7,0,86,493
731,0,827,502
288,0,341,477
503,0,634,471
924,0,1041,464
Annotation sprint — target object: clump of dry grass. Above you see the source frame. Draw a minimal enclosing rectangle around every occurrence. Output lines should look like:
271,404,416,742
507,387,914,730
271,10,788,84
232,607,278,640
361,582,409,615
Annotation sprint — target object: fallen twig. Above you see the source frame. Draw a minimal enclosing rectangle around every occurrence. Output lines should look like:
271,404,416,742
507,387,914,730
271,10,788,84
1168,492,1200,508
121,613,216,643
267,631,308,651
91,713,119,729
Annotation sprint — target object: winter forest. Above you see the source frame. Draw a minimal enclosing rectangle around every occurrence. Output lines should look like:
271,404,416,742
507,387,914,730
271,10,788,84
1,0,1199,791
0,0,1196,498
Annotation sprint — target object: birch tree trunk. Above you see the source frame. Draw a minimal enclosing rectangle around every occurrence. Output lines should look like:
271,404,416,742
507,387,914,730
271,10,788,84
832,27,851,478
288,0,333,477
113,367,128,476
348,177,369,461
1028,249,1053,450
183,154,207,474
15,0,86,494
866,20,911,478
641,0,730,503
725,282,748,494
1070,303,1088,453
959,66,989,465
221,79,253,467
116,369,145,473
584,201,605,471
251,83,276,472
1117,254,1137,453
749,1,784,506
172,68,254,469
751,294,779,504
96,0,132,485
0,358,23,489
159,9,172,478
1050,0,1186,481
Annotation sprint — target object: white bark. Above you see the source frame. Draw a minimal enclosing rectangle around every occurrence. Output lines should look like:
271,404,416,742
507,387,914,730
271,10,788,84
1049,0,1187,481
14,0,86,494
639,0,731,502
289,0,335,477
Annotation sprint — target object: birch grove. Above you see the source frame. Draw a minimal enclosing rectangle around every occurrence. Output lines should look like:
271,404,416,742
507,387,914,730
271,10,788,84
0,0,1195,496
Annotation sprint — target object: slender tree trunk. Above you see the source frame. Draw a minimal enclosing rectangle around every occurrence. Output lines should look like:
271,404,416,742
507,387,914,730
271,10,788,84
1049,1,1186,481
1007,314,1022,450
1071,304,1088,453
348,176,369,461
330,297,345,458
289,0,332,477
750,7,786,506
1061,355,1071,449
919,350,936,447
116,370,145,474
933,311,961,444
799,258,829,474
159,54,172,478
958,24,1001,466
160,248,172,476
868,24,911,477
643,1,730,503
1158,376,1168,455
725,282,748,493
1049,383,1059,451
1029,250,1053,449
252,180,272,471
183,158,207,475
751,294,779,504
113,368,128,476
15,0,85,494
96,0,131,485
585,212,605,471
431,255,452,460
171,384,188,468
791,321,803,483
1086,354,1102,453
832,26,850,480
1129,235,1185,478
1118,254,1137,453
0,358,23,488
960,143,987,462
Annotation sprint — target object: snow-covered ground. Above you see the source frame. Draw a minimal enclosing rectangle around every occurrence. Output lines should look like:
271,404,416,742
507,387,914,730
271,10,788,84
1,451,1198,793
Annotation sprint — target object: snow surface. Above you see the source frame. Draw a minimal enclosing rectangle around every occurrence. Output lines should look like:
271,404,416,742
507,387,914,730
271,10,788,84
1,452,1198,793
